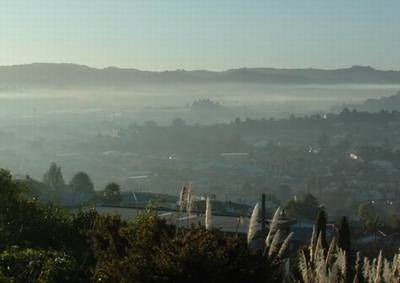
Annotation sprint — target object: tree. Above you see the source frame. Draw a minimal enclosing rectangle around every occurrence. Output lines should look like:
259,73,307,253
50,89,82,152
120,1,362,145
0,169,91,251
303,194,319,208
358,202,378,222
171,117,185,128
102,183,121,204
315,209,328,250
0,169,24,201
285,194,320,220
144,120,158,128
337,216,351,254
337,216,351,281
43,163,64,190
364,216,381,245
70,172,94,193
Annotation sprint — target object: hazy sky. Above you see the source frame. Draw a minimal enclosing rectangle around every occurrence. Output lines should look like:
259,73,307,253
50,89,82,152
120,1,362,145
1,0,399,70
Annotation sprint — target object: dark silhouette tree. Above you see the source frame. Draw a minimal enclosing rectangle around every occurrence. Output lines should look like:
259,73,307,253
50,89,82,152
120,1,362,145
337,216,351,254
285,194,320,220
337,216,352,282
43,162,64,190
358,202,378,222
364,216,381,245
303,194,319,207
315,209,328,250
70,172,94,193
171,117,185,128
102,183,121,204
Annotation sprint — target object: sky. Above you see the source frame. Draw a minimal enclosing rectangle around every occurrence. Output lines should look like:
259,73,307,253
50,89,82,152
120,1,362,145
0,0,399,71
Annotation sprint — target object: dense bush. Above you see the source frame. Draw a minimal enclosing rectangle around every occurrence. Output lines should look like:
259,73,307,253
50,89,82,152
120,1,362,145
91,211,281,283
0,169,96,281
0,248,77,283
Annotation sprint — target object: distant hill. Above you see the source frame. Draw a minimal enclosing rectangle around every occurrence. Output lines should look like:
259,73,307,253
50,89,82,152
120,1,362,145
331,90,400,112
1,63,400,89
357,91,400,112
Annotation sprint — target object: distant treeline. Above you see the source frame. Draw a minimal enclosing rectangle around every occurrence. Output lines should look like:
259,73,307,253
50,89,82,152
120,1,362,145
108,109,400,156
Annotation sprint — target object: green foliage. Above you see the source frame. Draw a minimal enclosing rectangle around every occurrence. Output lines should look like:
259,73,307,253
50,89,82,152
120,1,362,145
1,200,71,248
285,194,320,220
0,169,47,247
0,248,77,283
0,170,97,280
91,210,281,283
0,169,25,202
0,170,78,248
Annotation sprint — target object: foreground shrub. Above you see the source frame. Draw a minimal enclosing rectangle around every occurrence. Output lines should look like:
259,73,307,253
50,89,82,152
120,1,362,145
0,247,77,283
91,210,281,283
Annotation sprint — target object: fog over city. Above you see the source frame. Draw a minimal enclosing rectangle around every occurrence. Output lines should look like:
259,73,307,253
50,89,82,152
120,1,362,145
1,63,399,190
1,1,400,282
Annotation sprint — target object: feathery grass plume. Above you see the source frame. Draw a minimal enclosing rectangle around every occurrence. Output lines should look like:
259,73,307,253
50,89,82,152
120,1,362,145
277,232,294,259
363,257,371,282
313,235,328,281
393,253,400,281
297,229,350,283
298,249,310,283
315,253,328,282
297,220,400,282
371,258,377,281
314,233,325,264
326,237,336,265
392,253,399,273
205,196,212,230
310,224,316,246
309,225,317,262
328,262,340,282
383,258,391,283
265,206,281,248
375,250,383,283
247,202,260,245
263,207,294,261
358,251,400,283
353,252,361,283
268,229,281,257
393,252,400,279
179,185,187,212
336,248,347,281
